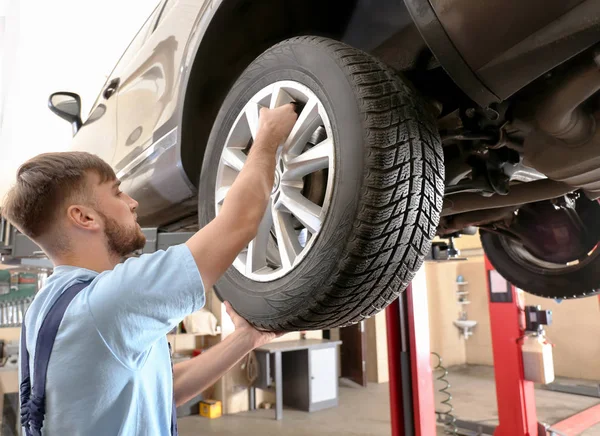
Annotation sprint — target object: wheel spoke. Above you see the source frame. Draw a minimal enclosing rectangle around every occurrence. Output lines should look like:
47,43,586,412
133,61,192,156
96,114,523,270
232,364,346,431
272,206,302,269
246,200,274,274
245,102,261,140
221,148,246,172
283,97,321,157
278,186,323,234
218,80,335,281
270,85,295,109
215,186,230,205
283,137,332,181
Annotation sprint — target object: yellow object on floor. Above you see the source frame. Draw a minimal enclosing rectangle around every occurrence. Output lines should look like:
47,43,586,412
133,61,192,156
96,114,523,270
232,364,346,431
199,400,222,419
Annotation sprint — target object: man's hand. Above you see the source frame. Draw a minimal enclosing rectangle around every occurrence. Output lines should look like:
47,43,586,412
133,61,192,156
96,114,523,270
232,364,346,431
255,104,298,150
173,302,282,406
225,301,281,349
185,103,298,291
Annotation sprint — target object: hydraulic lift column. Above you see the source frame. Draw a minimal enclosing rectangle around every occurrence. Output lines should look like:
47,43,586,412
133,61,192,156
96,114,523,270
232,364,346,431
386,269,436,436
485,256,545,436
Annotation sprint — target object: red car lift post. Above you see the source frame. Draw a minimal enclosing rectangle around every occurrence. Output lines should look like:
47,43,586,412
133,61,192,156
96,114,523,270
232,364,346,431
485,256,600,435
385,260,545,436
484,256,543,436
386,257,599,436
386,277,436,436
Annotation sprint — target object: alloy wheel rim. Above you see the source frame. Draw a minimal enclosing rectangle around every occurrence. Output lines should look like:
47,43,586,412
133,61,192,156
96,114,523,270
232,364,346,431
215,81,336,282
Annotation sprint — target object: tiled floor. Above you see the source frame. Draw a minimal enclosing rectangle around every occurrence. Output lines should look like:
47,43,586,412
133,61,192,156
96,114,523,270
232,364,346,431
178,365,600,435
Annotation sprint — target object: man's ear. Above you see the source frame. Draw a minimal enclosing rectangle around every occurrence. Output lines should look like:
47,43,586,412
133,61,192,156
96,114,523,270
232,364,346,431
66,204,101,231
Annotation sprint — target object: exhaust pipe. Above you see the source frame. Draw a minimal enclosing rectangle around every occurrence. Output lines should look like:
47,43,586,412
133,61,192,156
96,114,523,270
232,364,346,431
441,179,573,216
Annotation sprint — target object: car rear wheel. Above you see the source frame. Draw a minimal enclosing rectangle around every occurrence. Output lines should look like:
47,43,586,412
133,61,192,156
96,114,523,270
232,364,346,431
481,196,600,299
198,36,444,331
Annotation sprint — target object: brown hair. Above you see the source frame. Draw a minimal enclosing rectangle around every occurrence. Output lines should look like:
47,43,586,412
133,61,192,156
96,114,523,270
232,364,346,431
2,152,116,242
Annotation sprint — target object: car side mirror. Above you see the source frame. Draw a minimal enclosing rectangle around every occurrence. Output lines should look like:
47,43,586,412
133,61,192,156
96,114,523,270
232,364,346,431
48,92,82,136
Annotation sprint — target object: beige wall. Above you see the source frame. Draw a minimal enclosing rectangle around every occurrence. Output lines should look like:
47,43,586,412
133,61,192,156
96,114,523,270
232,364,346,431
524,294,600,380
0,327,20,342
457,258,494,366
453,233,483,251
366,311,389,383
425,262,467,367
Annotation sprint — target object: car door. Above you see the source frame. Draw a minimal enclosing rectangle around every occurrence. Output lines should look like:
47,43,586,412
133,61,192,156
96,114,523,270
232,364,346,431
112,0,204,175
68,83,119,164
70,3,161,166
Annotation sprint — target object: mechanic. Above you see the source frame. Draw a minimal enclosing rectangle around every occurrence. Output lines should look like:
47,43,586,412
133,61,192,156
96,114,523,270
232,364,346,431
2,104,298,435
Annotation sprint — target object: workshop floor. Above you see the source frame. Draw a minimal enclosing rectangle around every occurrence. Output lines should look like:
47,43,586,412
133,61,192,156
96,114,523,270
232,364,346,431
178,365,600,436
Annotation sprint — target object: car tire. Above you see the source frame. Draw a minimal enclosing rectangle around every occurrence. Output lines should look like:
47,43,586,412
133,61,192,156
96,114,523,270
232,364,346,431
481,230,600,299
198,36,444,331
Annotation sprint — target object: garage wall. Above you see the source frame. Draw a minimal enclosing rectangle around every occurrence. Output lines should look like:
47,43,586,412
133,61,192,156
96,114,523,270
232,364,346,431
456,258,494,366
523,295,600,380
366,310,389,383
425,262,467,367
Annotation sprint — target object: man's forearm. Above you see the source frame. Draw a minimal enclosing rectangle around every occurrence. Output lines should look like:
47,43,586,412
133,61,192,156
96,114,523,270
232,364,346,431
184,104,297,290
219,139,278,232
172,330,256,406
185,138,280,289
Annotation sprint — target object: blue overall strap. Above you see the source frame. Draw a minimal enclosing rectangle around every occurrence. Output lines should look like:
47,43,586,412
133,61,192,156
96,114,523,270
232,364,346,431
20,281,91,436
20,316,31,434
169,342,178,436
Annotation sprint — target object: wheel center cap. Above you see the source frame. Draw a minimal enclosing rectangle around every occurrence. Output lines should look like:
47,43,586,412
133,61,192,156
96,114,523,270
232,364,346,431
272,171,281,194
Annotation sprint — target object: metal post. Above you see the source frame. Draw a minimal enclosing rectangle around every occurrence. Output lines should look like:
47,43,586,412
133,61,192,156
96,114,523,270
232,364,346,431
386,296,409,436
485,256,540,436
386,269,436,436
274,351,283,420
406,270,436,436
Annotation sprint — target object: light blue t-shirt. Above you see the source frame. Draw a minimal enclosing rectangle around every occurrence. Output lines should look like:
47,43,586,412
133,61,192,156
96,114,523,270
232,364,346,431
20,244,204,435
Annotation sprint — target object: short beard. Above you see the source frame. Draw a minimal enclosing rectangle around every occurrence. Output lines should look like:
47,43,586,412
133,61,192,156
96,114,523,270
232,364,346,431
98,211,146,258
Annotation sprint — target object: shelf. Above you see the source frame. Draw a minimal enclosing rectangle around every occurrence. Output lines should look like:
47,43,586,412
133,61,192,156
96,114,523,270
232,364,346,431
457,301,471,305
456,282,469,285
456,291,469,295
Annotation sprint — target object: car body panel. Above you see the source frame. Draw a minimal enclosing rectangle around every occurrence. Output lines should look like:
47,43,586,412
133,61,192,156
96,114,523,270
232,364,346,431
70,0,215,224
69,99,118,164
432,0,583,72
407,0,600,105
476,0,600,99
119,0,241,224
403,0,500,107
110,0,212,224
70,3,160,164
114,0,200,172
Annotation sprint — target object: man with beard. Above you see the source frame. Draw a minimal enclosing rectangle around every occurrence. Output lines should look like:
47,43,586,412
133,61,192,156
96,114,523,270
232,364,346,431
2,104,298,435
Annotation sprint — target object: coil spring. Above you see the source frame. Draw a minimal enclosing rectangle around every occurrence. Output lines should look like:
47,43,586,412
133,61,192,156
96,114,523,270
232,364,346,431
431,352,458,435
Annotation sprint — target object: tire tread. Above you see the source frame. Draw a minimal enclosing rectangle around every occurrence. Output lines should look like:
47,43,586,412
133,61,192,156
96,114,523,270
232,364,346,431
253,37,444,331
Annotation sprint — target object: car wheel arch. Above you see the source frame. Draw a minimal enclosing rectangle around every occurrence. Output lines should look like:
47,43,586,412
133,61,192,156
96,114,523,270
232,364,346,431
175,0,411,188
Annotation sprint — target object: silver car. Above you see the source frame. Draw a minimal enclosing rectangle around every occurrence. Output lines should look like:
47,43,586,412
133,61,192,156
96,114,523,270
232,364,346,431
49,0,600,329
